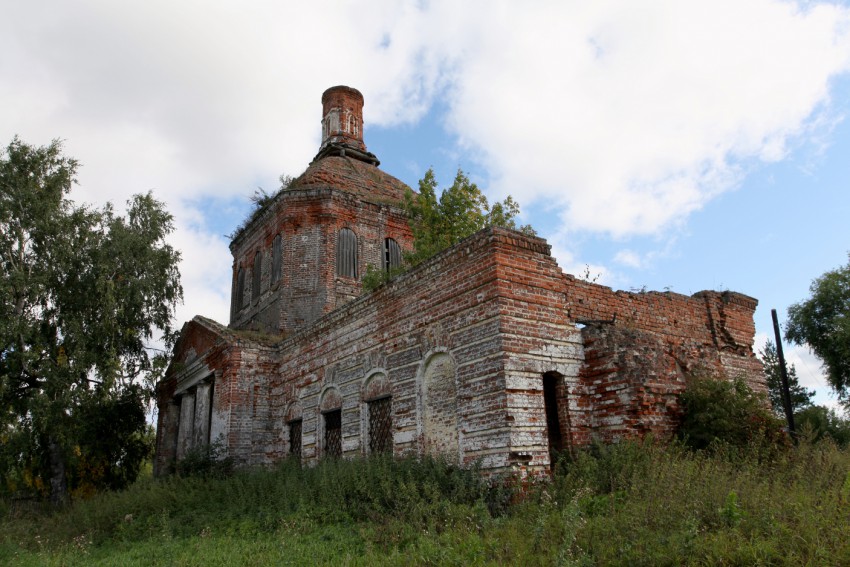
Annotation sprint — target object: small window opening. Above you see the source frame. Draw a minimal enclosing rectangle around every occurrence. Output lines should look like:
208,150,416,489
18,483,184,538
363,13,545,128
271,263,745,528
324,409,342,458
252,251,262,300
368,396,392,454
236,267,246,309
272,234,282,283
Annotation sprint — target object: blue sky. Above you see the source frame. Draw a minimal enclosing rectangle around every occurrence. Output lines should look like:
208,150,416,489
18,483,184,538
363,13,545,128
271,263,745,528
2,0,849,410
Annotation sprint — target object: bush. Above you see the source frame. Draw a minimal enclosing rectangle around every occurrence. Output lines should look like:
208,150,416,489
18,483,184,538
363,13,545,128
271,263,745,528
678,374,787,451
361,264,406,292
796,405,850,446
172,441,234,478
554,439,655,495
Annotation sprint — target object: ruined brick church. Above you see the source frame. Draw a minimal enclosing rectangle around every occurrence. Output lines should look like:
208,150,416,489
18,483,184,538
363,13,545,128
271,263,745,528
154,86,765,475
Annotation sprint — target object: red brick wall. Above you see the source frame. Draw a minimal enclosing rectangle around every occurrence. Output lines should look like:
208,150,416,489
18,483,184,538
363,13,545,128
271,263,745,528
158,227,764,476
228,186,413,336
320,86,367,152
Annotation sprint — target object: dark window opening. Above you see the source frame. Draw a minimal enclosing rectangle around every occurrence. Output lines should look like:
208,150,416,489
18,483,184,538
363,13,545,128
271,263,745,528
252,250,262,300
324,410,342,458
383,238,402,272
368,396,392,454
336,228,357,278
289,419,302,460
236,267,245,309
272,234,282,283
542,372,564,466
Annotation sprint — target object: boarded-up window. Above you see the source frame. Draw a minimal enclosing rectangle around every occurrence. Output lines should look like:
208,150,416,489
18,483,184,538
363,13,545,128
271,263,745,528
272,234,282,284
289,419,302,459
252,251,262,300
236,267,246,309
421,353,460,459
336,228,357,278
324,410,342,458
383,238,402,272
368,396,392,454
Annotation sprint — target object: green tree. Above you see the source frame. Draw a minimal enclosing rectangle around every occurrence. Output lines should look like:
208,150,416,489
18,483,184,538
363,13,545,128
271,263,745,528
677,375,786,450
0,137,182,505
759,340,814,418
403,168,535,267
795,405,850,446
786,254,850,401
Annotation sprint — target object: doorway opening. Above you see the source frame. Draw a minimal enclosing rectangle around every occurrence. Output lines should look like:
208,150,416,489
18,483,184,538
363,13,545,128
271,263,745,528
542,371,564,468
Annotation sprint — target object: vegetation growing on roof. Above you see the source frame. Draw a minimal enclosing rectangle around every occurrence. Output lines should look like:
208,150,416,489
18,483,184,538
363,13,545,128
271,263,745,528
363,167,536,292
228,175,295,241
231,328,285,346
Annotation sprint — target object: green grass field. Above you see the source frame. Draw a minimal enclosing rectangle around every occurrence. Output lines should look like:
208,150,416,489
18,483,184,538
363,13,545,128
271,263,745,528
3,439,849,566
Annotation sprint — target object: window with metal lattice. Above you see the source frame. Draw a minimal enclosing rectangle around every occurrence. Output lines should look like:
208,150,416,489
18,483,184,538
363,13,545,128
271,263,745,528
288,419,302,460
323,409,342,458
368,396,392,454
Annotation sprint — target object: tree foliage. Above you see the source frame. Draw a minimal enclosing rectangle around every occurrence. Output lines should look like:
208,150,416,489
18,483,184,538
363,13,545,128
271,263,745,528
758,340,814,418
795,405,850,446
758,341,850,446
786,254,850,400
677,375,786,451
0,137,182,504
403,168,536,267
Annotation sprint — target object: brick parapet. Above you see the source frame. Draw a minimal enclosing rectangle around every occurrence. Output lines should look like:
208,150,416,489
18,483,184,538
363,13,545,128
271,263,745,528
158,225,764,476
233,227,518,469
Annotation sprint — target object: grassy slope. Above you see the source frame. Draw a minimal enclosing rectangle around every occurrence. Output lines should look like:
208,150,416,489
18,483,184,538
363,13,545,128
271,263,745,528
3,442,850,566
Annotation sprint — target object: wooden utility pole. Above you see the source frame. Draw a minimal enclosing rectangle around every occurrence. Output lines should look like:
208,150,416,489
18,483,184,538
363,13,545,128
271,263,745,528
771,309,796,437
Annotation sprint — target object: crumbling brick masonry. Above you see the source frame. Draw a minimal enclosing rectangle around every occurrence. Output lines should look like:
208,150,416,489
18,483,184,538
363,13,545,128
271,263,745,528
155,86,764,476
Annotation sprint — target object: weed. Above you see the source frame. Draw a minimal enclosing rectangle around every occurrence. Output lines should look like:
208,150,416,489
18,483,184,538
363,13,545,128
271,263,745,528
2,444,850,565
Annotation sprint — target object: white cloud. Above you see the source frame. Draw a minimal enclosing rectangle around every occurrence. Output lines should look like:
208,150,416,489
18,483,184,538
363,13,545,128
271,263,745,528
614,249,643,269
440,0,850,237
785,343,830,392
2,0,849,332
548,242,612,286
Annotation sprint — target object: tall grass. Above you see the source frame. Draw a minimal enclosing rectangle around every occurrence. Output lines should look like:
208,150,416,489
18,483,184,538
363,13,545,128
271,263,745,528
2,440,849,565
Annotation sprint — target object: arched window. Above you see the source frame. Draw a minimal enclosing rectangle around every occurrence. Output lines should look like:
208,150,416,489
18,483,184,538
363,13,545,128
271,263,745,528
272,234,282,284
288,419,302,459
236,267,246,309
252,250,262,301
362,372,392,455
320,388,343,459
324,410,342,458
286,401,303,460
383,238,402,272
336,228,357,278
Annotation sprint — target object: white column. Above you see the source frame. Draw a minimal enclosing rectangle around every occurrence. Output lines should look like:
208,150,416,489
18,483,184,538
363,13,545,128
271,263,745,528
193,382,212,448
176,392,196,459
